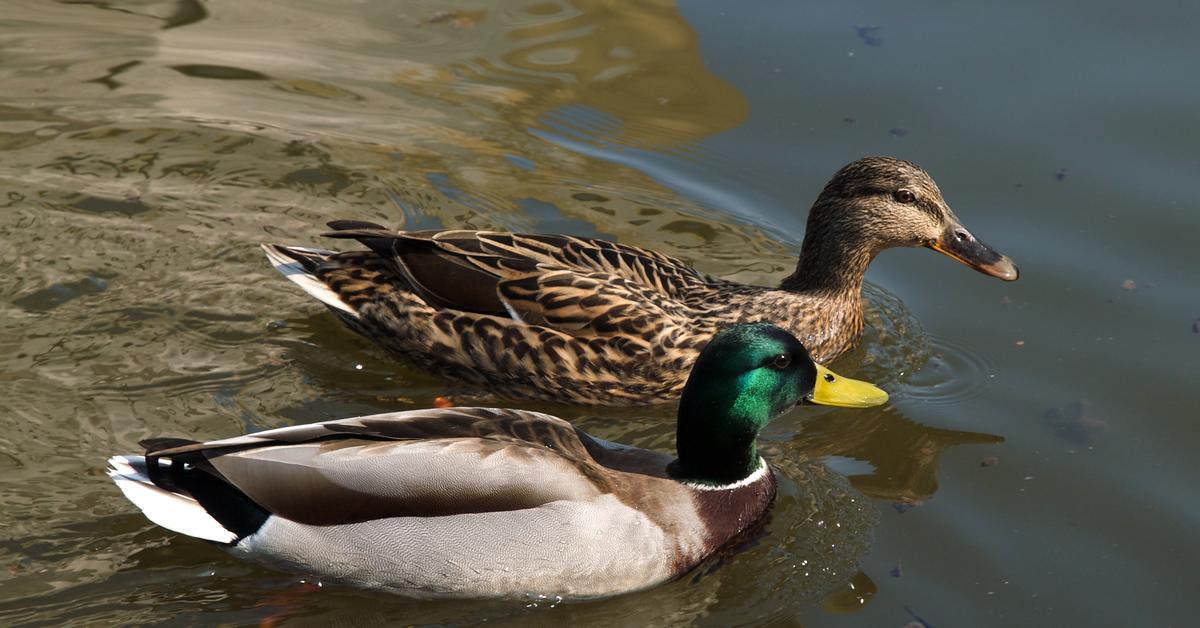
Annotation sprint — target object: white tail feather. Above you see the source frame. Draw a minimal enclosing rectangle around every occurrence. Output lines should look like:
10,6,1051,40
107,455,238,544
260,244,359,317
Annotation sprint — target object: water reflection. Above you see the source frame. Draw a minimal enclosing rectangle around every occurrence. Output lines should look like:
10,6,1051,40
495,0,749,149
85,60,141,90
795,405,1003,502
3,0,777,277
74,0,210,30
816,284,1003,503
372,0,754,251
899,335,999,407
821,570,877,613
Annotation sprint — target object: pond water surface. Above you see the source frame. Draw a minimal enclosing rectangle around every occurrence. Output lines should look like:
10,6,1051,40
1,0,1197,626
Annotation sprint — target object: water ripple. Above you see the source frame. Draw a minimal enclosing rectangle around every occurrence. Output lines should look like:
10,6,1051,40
895,334,997,407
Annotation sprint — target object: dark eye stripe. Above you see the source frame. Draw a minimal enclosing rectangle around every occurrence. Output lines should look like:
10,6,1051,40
917,198,942,218
861,186,943,218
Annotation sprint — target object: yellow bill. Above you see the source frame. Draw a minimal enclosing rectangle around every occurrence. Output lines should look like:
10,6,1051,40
808,364,889,408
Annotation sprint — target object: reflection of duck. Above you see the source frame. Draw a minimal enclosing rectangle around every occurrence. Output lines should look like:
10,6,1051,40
107,324,886,599
265,156,1017,404
794,405,1003,502
463,0,751,149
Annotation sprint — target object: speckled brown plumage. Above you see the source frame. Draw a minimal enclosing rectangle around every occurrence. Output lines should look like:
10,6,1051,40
264,156,1017,404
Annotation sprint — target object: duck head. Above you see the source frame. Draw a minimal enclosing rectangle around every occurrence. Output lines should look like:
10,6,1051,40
675,323,887,484
784,156,1018,293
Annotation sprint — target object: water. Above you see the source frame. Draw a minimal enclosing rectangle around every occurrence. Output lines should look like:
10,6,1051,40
1,0,1197,625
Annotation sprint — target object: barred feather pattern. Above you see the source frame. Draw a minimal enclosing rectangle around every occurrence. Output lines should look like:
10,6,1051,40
270,229,863,404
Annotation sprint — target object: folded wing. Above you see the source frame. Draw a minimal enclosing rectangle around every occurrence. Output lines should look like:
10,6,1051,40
146,408,611,526
321,222,725,336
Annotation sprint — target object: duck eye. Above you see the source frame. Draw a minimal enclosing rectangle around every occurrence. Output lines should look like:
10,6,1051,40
772,354,791,369
893,189,916,203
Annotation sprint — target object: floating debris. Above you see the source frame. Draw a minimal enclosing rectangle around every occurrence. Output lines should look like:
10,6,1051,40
504,154,535,171
1054,167,1068,181
1014,340,1025,346
980,456,1000,467
1120,279,1136,291
1192,318,1200,334
854,25,884,46
904,604,935,628
1045,400,1106,444
13,276,108,312
424,11,478,28
170,64,270,81
890,561,904,578
71,195,152,215
889,127,909,138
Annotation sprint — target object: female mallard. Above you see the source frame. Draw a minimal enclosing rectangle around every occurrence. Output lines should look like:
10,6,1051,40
107,324,887,599
264,156,1016,404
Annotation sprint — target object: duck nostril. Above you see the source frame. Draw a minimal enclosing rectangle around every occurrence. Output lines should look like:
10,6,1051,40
954,229,970,242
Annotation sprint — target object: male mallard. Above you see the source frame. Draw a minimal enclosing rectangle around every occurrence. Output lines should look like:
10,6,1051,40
264,156,1016,404
107,324,887,599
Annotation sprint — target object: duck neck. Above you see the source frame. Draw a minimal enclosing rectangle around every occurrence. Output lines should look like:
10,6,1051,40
674,380,764,486
780,202,879,296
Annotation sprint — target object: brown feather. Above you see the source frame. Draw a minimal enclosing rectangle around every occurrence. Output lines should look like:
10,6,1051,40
268,157,1014,403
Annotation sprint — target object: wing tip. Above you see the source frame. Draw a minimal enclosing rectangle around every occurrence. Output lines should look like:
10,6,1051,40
261,244,359,318
106,454,141,478
107,454,239,544
326,219,387,232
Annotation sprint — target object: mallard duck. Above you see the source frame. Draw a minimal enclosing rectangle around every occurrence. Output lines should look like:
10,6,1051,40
107,324,887,599
263,156,1016,404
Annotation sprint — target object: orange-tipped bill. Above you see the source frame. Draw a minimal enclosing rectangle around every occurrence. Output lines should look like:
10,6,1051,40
928,225,1019,281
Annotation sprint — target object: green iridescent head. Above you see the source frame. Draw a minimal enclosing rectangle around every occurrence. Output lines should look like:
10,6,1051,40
675,323,887,484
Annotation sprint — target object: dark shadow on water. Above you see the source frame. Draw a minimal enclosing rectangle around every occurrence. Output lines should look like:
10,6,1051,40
67,0,209,30
70,195,152,215
170,64,271,81
163,0,208,30
84,60,141,90
12,276,109,312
